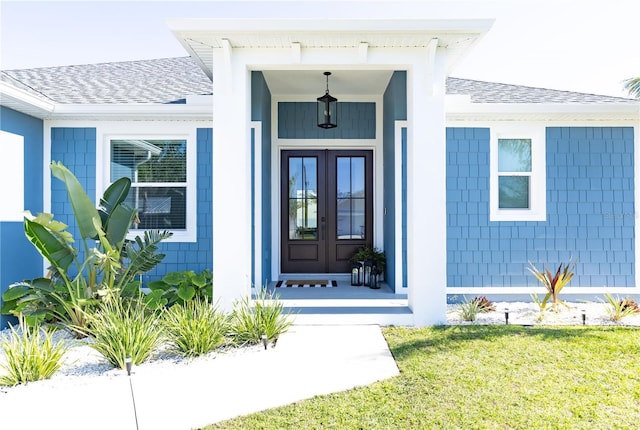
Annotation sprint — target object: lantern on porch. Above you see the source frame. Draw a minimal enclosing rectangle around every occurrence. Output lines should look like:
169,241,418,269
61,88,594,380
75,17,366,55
317,72,337,129
351,261,363,286
363,260,373,287
369,266,381,289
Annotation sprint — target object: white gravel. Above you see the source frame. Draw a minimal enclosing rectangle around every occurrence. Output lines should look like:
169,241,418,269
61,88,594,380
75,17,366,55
446,300,640,326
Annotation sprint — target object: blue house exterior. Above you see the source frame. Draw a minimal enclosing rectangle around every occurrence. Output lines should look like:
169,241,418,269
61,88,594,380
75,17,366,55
1,6,639,326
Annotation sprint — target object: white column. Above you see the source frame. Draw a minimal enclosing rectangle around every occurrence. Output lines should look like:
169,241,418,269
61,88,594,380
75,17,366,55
211,46,252,312
407,46,448,326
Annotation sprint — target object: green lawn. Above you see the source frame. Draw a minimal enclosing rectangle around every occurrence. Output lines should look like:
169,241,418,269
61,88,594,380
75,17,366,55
206,326,640,429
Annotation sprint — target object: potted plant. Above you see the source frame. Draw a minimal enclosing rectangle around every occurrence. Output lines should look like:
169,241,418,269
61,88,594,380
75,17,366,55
350,246,386,287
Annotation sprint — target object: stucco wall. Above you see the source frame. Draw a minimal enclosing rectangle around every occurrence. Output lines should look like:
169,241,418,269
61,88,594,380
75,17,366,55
446,126,635,288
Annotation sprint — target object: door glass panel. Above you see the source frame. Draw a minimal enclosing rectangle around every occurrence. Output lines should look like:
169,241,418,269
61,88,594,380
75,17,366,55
288,157,318,239
335,156,366,240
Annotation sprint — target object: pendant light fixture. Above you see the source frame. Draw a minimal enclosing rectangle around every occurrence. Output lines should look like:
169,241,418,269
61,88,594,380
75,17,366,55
317,71,338,129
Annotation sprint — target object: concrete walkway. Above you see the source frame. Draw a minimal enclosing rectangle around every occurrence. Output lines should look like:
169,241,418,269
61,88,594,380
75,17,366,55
0,325,399,430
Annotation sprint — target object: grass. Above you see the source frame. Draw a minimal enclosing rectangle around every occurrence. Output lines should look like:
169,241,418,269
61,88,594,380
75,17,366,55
206,325,640,429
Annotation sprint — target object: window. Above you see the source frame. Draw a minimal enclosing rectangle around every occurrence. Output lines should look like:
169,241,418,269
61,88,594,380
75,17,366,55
490,127,545,221
105,132,197,242
336,156,366,239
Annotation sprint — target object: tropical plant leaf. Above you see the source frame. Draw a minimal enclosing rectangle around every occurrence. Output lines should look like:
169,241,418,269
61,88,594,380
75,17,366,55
1,285,31,301
143,289,168,310
50,161,101,241
98,177,131,225
122,230,172,276
24,219,75,273
177,284,196,301
104,203,136,249
623,77,640,99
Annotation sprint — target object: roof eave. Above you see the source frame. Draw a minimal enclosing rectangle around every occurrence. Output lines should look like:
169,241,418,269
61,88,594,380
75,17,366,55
0,81,56,118
446,98,640,122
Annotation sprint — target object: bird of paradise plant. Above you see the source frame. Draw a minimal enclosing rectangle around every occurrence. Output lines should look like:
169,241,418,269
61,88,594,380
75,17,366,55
527,260,577,312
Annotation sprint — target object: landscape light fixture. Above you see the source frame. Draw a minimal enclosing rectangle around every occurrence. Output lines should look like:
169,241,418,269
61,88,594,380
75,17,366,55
581,309,586,326
504,308,509,325
125,356,139,430
317,71,338,129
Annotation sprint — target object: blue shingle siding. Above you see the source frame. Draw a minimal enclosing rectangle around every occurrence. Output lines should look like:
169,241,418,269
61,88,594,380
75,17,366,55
278,102,375,139
51,127,97,268
144,128,213,283
382,71,407,291
446,126,635,288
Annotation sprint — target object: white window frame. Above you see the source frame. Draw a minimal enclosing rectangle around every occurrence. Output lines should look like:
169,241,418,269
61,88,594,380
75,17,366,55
100,126,197,242
490,126,546,222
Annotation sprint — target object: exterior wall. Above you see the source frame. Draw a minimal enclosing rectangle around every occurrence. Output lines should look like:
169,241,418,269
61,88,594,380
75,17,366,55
49,126,213,284
51,128,97,269
446,126,635,289
145,128,213,281
382,71,407,290
0,107,44,328
251,71,272,286
278,102,375,139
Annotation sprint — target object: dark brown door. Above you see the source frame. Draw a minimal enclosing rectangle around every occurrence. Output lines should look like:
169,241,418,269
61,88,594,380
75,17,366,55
281,150,373,273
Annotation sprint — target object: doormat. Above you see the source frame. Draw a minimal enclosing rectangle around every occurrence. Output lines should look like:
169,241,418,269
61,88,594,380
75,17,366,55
275,280,337,288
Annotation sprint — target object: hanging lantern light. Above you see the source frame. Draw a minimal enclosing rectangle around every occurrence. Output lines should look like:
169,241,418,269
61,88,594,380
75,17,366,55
317,71,337,129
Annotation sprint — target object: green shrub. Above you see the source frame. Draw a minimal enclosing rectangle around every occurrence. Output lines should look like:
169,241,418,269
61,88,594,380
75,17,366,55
458,297,484,322
87,296,163,369
602,293,640,322
527,260,576,311
163,298,228,357
470,296,495,312
146,269,213,309
0,320,69,386
229,289,293,347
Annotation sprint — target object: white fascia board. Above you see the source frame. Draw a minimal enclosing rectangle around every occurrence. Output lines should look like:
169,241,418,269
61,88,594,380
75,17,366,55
50,104,213,121
168,18,494,34
0,81,56,113
446,99,640,122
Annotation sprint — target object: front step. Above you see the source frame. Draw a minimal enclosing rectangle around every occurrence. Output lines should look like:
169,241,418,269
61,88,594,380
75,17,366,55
281,299,414,326
286,306,414,325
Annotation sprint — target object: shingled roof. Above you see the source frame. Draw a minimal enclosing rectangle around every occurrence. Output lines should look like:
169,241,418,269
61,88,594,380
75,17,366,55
1,57,212,105
446,77,637,104
1,56,636,106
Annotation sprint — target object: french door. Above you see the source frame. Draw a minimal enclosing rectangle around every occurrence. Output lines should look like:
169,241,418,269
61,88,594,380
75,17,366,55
281,150,373,273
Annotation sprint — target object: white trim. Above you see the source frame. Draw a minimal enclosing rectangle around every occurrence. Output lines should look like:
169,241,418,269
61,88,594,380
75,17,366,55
270,95,383,280
95,122,201,243
449,286,640,296
635,120,640,289
394,121,408,291
0,130,25,222
251,121,263,288
490,125,546,222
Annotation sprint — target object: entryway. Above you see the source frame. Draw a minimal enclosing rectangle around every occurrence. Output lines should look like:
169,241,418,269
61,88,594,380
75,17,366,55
281,149,373,273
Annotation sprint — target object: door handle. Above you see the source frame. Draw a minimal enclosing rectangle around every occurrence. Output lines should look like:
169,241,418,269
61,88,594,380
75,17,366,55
321,217,326,240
